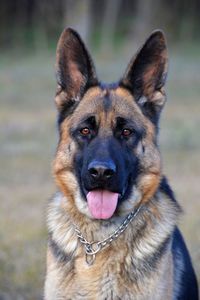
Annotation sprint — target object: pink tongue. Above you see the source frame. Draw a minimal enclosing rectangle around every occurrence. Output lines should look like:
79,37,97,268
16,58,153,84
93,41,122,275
87,190,119,219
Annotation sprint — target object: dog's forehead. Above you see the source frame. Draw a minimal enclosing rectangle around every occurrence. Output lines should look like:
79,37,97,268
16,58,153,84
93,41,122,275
72,86,144,123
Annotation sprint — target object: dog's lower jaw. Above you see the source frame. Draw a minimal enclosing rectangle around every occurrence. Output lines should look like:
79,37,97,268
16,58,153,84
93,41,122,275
73,182,144,220
74,189,92,219
118,185,142,215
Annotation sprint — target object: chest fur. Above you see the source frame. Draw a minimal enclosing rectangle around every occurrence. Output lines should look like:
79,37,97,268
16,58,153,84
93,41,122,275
46,243,173,300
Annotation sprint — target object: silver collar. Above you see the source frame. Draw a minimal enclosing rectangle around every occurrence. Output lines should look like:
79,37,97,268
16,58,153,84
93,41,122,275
75,205,143,265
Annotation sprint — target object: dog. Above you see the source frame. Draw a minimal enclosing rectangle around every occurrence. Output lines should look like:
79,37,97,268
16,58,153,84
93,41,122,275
44,28,198,299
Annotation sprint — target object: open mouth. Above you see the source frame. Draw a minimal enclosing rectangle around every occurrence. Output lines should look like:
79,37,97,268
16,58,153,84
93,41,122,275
80,178,131,220
86,189,119,219
80,171,133,220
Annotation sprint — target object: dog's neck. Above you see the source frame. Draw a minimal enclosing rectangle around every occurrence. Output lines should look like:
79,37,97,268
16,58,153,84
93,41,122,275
47,185,181,268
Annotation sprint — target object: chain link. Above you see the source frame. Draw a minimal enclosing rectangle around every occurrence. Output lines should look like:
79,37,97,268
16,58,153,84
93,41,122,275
75,205,143,265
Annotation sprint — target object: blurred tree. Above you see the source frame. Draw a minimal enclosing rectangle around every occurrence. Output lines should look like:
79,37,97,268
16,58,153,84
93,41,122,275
100,0,121,52
132,0,155,42
0,0,200,52
63,0,91,44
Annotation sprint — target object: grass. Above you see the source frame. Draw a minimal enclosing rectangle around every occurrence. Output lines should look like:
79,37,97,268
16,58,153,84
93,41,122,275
0,47,199,299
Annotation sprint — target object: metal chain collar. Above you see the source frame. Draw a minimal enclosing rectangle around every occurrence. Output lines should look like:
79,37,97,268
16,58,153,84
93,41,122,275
75,205,143,265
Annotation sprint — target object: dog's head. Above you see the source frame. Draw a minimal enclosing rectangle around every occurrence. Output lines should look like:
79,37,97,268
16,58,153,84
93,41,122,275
53,28,168,220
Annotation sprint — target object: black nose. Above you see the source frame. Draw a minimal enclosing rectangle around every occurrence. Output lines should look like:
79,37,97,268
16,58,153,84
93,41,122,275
88,160,116,181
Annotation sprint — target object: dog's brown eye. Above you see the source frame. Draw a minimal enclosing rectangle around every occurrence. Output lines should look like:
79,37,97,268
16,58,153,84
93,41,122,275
122,129,132,137
80,127,90,136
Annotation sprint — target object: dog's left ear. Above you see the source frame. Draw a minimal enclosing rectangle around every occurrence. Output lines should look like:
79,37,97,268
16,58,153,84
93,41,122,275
55,28,98,111
120,30,168,123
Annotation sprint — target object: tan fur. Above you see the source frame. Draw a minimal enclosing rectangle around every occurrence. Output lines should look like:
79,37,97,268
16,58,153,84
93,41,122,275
45,29,182,299
44,83,181,299
45,190,180,299
53,86,162,216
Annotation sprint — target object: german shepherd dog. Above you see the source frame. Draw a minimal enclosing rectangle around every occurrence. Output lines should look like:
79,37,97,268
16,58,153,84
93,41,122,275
45,28,198,299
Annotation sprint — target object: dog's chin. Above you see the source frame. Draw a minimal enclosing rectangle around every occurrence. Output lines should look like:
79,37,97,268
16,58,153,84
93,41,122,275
74,190,92,219
118,185,142,215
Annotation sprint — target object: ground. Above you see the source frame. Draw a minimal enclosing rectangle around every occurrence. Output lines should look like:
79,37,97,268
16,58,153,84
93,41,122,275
0,48,199,299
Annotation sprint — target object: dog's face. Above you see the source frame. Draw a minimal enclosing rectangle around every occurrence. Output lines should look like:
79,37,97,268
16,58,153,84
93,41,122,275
53,28,168,220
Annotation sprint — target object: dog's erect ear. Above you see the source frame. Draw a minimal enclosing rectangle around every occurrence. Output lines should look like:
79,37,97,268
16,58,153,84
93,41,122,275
120,30,168,123
55,28,98,111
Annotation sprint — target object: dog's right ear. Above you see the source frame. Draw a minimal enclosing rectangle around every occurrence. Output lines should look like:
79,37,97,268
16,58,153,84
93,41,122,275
55,28,98,112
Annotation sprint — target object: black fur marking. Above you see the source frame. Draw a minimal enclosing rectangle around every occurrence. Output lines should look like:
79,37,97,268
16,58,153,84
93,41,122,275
172,228,199,300
159,179,198,298
99,82,118,90
143,235,171,271
142,100,163,125
70,115,98,147
130,235,171,282
115,116,145,143
49,234,72,264
57,99,78,125
73,133,139,203
103,93,112,112
160,176,177,202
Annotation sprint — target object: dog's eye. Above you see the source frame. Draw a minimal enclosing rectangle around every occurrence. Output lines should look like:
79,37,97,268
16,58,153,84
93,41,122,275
80,127,90,136
122,128,132,137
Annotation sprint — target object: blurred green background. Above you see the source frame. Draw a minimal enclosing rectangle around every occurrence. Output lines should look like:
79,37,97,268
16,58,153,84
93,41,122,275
0,0,199,299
